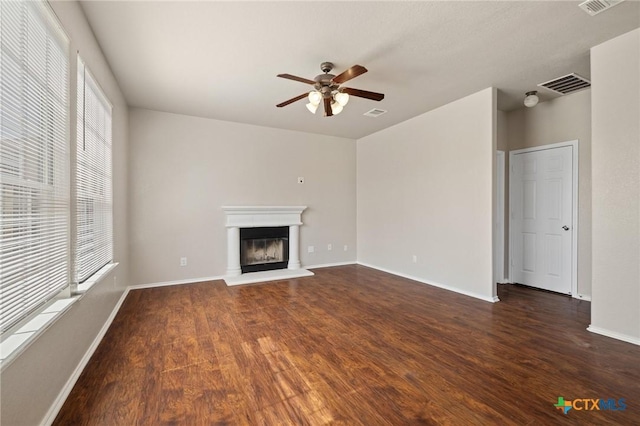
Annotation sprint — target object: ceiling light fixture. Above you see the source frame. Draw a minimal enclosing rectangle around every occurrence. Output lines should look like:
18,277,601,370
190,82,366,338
306,90,322,114
306,90,349,115
277,62,384,117
306,102,319,114
308,91,322,105
524,91,539,108
334,91,349,107
331,101,343,115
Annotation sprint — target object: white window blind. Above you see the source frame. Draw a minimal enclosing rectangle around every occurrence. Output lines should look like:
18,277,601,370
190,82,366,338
76,58,112,283
0,1,70,333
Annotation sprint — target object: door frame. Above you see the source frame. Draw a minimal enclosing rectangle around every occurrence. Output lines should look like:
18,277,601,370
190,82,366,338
508,140,579,297
494,151,505,284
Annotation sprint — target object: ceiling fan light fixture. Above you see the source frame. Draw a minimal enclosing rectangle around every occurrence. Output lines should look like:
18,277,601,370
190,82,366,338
334,92,349,106
276,63,384,117
308,90,322,106
306,102,319,114
524,91,539,108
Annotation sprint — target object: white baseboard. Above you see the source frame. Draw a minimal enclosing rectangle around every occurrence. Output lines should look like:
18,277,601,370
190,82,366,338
130,275,224,290
42,288,131,426
357,262,498,303
587,325,640,346
497,279,512,284
306,261,356,269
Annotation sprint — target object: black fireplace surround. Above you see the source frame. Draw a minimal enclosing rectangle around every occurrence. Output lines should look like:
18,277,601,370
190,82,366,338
240,226,289,273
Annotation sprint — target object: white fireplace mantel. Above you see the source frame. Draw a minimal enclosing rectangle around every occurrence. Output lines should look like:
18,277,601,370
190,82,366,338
222,206,306,228
221,206,313,285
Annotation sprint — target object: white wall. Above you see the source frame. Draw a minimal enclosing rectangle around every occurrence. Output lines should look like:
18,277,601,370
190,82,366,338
506,90,592,297
590,28,640,343
128,108,357,285
497,110,508,152
357,88,496,302
0,2,130,425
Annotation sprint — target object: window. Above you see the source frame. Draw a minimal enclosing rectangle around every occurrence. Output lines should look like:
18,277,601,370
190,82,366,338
0,1,70,333
75,58,113,283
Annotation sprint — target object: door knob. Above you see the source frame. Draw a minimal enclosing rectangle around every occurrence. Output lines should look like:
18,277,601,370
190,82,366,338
562,225,570,231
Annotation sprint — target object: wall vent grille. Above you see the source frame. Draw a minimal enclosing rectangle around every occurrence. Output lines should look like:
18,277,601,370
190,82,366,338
578,0,624,16
363,108,387,117
538,73,591,95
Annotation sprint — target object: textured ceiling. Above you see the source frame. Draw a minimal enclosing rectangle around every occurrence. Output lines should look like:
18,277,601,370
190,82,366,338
79,1,640,139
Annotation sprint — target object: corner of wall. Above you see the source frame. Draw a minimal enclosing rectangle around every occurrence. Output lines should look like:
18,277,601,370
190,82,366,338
590,28,640,342
356,88,496,303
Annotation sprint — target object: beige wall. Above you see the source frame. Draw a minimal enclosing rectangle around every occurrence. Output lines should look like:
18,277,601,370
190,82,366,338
0,2,130,425
497,110,508,152
357,88,496,301
128,108,357,285
590,28,640,342
506,90,592,297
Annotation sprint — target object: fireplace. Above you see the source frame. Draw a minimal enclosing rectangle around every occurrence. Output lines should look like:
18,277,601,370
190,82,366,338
222,206,314,286
240,226,289,273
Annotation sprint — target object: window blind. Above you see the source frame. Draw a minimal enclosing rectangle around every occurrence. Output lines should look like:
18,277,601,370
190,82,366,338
0,1,70,333
76,58,112,283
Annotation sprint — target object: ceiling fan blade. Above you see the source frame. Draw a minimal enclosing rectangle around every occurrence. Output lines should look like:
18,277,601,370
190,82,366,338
277,73,316,85
341,87,385,101
332,65,367,84
324,97,332,117
276,93,308,108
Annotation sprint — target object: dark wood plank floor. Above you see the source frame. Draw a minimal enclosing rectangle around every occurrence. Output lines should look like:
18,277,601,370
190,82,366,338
54,265,640,425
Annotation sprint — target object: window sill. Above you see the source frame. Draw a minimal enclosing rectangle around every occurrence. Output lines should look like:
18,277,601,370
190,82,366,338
0,262,119,371
76,262,119,293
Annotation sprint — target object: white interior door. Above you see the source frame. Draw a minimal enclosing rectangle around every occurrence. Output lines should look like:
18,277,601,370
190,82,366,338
511,146,573,294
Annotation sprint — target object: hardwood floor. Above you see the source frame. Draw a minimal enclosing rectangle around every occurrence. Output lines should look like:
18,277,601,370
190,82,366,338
54,265,640,425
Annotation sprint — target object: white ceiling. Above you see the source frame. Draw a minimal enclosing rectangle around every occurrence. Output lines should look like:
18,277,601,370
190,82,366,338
79,1,640,139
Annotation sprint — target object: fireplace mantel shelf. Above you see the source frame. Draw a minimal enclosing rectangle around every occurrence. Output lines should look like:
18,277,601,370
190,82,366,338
222,206,307,228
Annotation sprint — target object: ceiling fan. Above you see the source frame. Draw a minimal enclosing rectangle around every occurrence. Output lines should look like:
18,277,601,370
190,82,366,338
276,62,385,117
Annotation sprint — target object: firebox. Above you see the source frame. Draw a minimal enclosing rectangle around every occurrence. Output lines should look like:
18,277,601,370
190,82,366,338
240,226,289,273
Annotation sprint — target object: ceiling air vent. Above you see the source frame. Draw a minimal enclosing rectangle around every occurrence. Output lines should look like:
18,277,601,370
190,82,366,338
538,73,591,95
363,108,387,117
579,0,624,16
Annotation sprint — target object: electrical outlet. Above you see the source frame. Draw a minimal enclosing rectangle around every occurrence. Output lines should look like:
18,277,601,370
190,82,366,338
298,177,304,184
412,255,417,263
308,246,314,253
344,245,348,251
180,257,187,267
327,243,332,251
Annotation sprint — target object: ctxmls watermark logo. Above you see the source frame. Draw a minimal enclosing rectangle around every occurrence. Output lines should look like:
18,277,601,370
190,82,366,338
554,397,626,414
